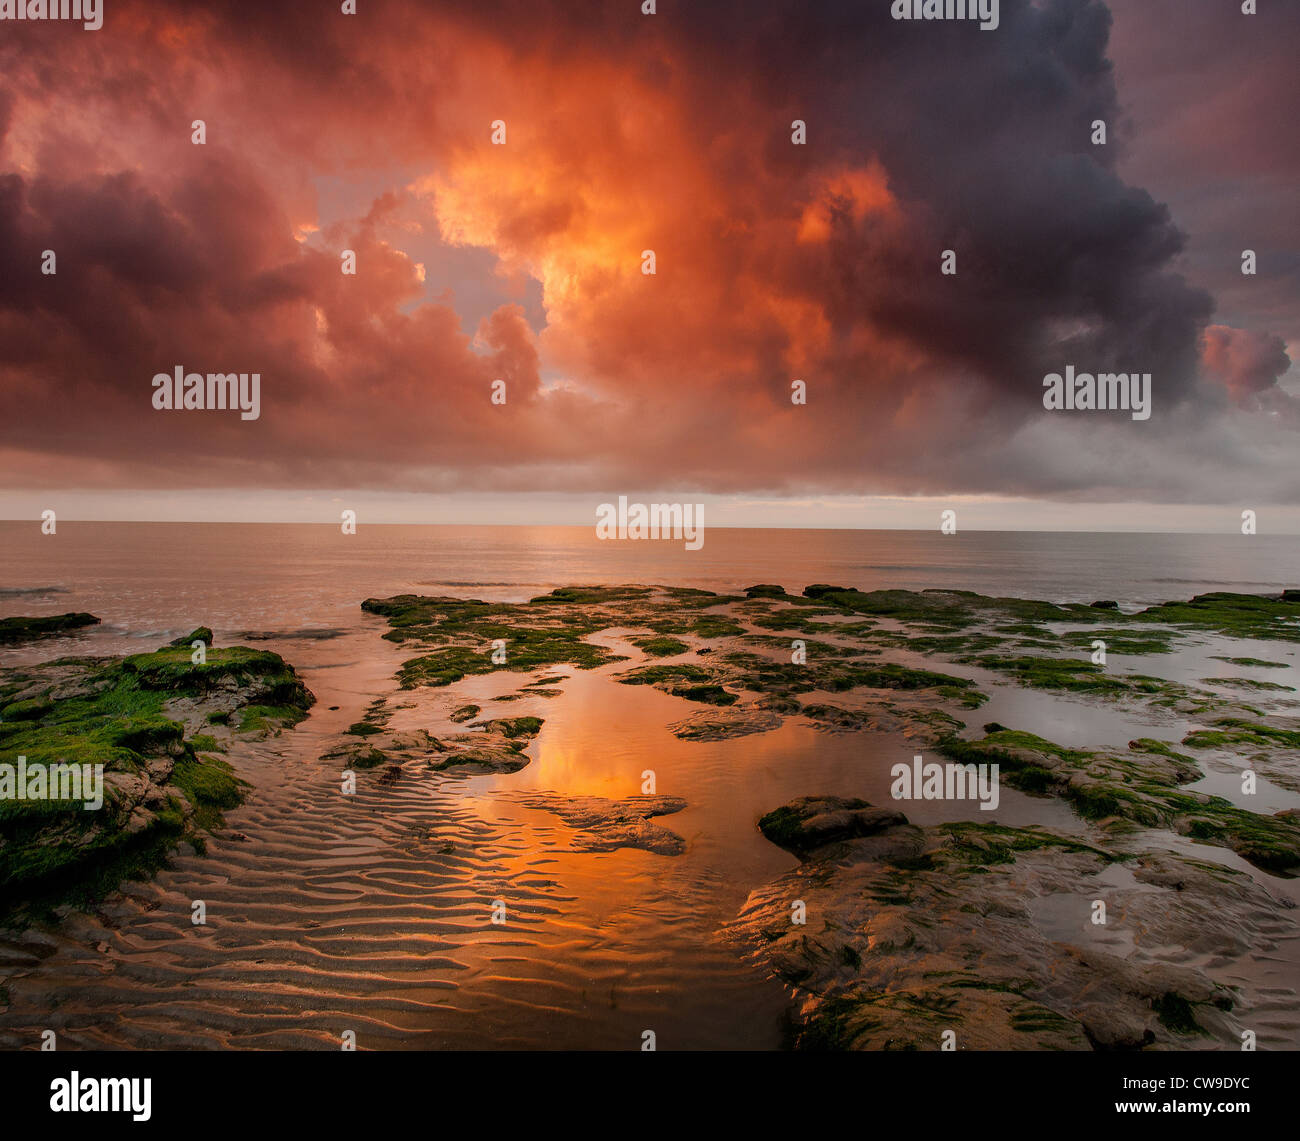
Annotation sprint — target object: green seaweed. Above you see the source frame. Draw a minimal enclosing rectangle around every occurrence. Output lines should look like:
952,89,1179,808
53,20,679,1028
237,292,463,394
1182,718,1300,751
632,636,690,657
971,654,1175,698
938,821,1119,867
939,728,1300,875
0,638,312,913
1211,656,1290,669
1133,592,1300,643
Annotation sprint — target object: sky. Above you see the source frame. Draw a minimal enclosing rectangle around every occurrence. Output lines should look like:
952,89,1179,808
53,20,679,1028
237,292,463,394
0,0,1295,530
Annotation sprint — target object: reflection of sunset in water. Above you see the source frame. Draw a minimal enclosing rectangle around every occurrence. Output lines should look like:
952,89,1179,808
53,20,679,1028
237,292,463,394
3,525,1300,1051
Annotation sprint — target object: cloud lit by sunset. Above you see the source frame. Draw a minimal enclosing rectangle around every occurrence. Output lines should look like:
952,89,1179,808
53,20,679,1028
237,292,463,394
0,0,1295,520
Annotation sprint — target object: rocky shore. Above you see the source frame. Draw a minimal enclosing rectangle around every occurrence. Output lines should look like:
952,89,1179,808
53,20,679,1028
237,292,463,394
726,796,1282,1049
4,581,1298,1049
353,581,1300,1049
0,626,313,921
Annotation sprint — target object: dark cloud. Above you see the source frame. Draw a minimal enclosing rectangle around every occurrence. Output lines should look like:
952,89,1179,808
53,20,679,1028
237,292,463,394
0,0,1293,503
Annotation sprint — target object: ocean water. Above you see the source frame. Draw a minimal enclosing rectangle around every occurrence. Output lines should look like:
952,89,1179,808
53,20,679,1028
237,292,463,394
2,523,1298,645
1,523,1298,1050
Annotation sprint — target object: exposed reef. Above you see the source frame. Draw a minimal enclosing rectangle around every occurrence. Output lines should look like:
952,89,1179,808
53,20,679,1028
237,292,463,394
0,613,101,644
729,802,1281,1050
348,582,1300,1050
513,793,687,854
0,634,313,919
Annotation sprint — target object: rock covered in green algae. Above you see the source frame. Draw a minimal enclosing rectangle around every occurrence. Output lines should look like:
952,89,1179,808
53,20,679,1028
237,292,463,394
616,654,983,722
360,594,629,687
802,585,852,600
630,635,690,657
0,613,100,644
113,644,315,740
797,586,1300,659
801,586,1100,627
1212,655,1291,669
471,715,543,739
344,721,385,736
729,808,1265,1051
361,585,990,731
358,585,1299,784
1178,716,1300,795
1133,591,1300,642
427,734,534,774
615,662,739,705
322,740,388,769
0,634,314,916
350,582,1300,1047
358,583,1300,853
317,703,548,778
167,626,213,648
939,727,1300,875
426,717,546,774
968,654,1177,697
800,585,1300,641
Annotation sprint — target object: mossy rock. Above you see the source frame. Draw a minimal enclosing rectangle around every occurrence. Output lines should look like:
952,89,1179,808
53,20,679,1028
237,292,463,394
481,716,544,740
168,626,214,648
940,728,1300,875
0,613,100,643
758,796,907,858
0,644,301,914
345,722,384,736
632,636,690,657
1,697,54,721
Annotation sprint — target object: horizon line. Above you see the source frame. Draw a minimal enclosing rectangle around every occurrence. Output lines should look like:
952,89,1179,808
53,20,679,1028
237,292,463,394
0,519,1293,537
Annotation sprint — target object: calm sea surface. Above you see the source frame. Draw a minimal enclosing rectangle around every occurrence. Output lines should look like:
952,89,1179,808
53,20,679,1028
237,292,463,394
2,524,1298,645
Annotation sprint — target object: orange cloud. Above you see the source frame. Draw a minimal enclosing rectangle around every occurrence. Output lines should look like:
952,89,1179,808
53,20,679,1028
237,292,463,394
0,0,1294,506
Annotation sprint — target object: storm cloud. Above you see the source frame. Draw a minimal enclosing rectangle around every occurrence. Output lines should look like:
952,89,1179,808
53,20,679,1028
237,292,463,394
0,0,1294,505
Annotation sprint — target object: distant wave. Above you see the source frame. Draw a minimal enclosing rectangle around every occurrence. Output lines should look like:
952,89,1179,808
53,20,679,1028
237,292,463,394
1152,578,1286,587
848,564,973,573
414,580,541,587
